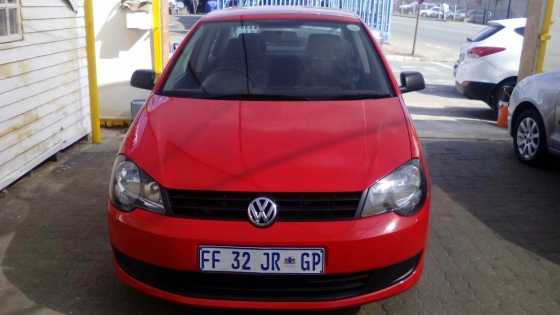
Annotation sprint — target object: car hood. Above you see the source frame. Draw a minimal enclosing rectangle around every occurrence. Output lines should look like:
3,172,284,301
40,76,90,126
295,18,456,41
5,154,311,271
123,95,412,192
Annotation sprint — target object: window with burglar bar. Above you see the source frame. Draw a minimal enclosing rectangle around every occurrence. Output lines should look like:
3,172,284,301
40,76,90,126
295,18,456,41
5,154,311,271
0,0,22,43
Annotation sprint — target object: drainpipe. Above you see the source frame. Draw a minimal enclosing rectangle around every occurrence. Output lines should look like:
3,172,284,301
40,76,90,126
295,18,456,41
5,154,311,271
84,0,102,144
536,0,555,73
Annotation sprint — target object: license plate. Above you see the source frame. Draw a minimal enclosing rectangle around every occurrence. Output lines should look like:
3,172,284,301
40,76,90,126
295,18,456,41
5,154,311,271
199,246,325,274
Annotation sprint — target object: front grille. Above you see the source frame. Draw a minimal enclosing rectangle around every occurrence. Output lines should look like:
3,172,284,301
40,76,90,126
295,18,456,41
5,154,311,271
165,190,364,221
114,250,421,301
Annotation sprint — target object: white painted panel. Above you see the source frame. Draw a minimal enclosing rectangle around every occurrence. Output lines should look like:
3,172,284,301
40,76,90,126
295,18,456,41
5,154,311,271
21,7,85,19
0,118,91,191
1,65,88,108
0,106,90,165
0,49,86,79
0,99,88,155
0,73,88,123
22,0,84,6
23,17,85,33
1,67,85,107
0,28,85,50
0,86,89,138
0,0,91,191
0,37,86,65
0,57,86,94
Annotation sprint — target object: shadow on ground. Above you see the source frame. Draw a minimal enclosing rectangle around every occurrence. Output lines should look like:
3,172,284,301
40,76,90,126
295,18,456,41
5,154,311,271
0,130,360,315
2,131,559,314
425,139,560,266
416,84,467,100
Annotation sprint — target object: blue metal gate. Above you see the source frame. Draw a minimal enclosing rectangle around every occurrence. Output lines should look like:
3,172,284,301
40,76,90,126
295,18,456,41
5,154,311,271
216,0,394,43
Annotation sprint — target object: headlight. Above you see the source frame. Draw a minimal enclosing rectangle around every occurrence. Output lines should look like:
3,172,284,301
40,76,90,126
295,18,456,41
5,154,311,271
109,155,165,213
361,160,427,217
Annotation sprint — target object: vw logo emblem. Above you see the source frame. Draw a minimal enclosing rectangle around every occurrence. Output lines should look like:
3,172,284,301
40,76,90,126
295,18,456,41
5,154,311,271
248,197,278,227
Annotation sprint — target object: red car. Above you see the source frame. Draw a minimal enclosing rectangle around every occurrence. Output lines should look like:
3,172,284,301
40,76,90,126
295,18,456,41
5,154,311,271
108,6,430,311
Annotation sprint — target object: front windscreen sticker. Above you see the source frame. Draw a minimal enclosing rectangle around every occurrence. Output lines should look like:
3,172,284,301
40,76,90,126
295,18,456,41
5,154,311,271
347,24,360,32
233,25,261,37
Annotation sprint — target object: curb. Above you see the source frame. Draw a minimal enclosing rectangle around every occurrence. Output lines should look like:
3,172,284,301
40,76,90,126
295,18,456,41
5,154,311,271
385,54,422,62
384,53,456,63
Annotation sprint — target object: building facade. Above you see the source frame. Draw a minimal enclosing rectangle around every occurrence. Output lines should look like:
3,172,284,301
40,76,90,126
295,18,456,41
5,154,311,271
0,0,91,190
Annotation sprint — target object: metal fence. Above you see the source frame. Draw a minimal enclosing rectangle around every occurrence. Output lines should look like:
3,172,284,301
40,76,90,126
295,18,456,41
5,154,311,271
216,0,394,43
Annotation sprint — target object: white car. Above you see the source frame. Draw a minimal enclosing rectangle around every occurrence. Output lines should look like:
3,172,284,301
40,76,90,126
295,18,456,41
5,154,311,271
420,7,443,18
399,3,416,13
454,18,526,110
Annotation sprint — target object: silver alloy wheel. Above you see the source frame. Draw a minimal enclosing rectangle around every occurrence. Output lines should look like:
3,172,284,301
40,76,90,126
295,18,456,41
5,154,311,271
516,117,540,160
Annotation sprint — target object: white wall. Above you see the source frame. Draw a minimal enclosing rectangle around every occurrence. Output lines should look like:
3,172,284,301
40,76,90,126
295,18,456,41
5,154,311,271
94,0,153,120
0,0,91,191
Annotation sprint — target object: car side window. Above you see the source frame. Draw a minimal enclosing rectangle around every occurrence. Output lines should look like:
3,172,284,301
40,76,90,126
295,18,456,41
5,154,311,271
515,27,525,36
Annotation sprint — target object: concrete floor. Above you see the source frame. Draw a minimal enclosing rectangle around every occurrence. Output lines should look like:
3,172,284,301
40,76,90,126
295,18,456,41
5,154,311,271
1,99,560,314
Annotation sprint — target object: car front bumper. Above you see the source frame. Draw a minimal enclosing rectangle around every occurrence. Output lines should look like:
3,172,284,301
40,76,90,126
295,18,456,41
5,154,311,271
107,201,430,310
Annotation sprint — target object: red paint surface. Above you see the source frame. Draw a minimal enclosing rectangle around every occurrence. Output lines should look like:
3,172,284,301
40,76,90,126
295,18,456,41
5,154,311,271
110,7,430,309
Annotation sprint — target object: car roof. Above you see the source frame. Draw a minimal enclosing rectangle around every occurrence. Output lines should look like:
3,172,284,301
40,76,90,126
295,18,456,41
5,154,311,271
489,18,526,28
201,6,361,23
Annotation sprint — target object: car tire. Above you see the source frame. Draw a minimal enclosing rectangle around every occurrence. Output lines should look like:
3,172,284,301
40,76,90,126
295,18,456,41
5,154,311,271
489,79,516,111
512,108,548,165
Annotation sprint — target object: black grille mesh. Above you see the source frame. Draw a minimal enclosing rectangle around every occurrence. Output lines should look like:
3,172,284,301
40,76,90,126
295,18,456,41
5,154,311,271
165,190,364,221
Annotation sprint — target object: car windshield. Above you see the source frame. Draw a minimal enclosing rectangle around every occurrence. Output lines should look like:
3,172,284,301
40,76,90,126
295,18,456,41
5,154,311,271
161,20,394,100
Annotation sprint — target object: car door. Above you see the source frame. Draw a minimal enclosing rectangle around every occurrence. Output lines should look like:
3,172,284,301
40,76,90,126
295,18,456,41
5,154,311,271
551,89,560,152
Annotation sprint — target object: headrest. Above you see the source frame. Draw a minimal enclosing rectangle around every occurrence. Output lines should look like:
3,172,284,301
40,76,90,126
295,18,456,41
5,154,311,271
243,33,266,56
306,34,344,59
223,38,244,63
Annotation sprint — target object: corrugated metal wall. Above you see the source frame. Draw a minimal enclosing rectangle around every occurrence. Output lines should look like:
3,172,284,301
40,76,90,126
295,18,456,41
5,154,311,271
217,0,394,42
0,0,91,190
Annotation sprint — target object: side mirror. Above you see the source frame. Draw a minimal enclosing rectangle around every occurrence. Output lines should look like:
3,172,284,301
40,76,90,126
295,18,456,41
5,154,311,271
400,71,426,93
131,70,156,90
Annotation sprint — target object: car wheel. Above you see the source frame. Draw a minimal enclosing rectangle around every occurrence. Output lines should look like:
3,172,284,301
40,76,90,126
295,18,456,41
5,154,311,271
489,79,516,111
513,109,548,164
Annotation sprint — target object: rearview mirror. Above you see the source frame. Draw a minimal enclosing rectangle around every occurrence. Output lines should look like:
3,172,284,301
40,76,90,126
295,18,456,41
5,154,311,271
131,70,156,90
400,71,425,93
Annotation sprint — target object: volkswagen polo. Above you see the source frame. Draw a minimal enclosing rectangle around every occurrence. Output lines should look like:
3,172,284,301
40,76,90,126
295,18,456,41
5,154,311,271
108,7,430,311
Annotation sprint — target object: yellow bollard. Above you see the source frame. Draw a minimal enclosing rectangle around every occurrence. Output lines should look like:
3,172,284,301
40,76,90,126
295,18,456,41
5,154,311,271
84,0,102,143
536,0,555,73
152,0,164,75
